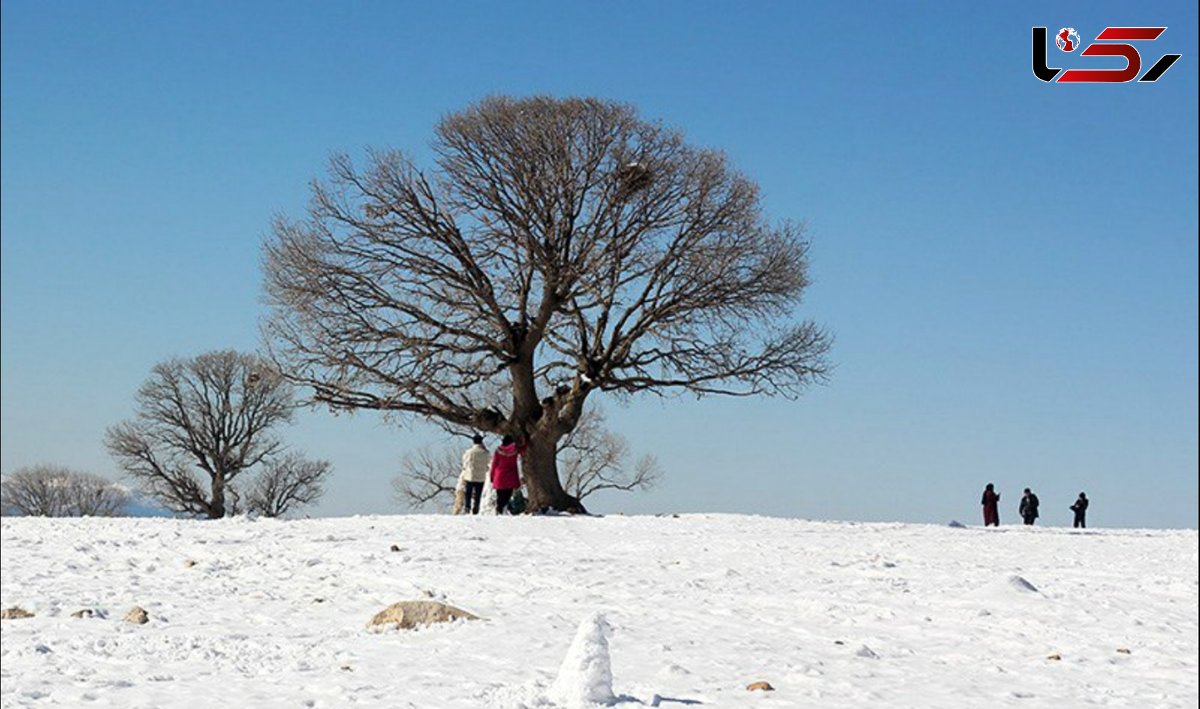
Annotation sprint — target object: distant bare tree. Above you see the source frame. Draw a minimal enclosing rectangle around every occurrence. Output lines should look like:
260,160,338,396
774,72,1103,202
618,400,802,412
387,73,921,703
245,453,331,518
393,447,461,510
69,475,132,517
0,465,129,517
560,408,662,500
264,95,830,514
106,350,296,519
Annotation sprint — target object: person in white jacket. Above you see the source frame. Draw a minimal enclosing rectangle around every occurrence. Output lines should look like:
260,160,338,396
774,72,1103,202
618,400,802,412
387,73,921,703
460,435,490,515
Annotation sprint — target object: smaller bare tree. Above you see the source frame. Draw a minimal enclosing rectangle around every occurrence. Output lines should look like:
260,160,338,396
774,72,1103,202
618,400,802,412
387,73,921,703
106,350,296,518
560,408,663,500
1,465,129,517
393,447,461,510
245,453,331,518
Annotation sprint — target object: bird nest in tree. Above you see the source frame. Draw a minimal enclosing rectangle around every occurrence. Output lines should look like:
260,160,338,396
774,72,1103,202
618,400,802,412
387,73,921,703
614,162,652,199
364,202,390,219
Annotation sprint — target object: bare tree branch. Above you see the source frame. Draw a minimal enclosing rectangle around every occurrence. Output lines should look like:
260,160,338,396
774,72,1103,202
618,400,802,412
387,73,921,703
393,447,461,510
245,453,331,517
560,407,662,500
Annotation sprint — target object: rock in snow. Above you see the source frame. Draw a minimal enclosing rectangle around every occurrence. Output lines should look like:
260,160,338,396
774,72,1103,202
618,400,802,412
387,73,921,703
367,601,478,631
549,612,615,707
1,607,35,620
123,606,149,624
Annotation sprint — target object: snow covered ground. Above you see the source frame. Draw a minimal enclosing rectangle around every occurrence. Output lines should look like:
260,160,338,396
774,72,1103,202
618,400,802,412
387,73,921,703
1,514,1196,708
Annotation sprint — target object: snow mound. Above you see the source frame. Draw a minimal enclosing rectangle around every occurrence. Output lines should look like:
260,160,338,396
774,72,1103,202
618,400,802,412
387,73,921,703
1006,575,1040,594
549,612,615,707
966,575,1045,607
856,644,880,659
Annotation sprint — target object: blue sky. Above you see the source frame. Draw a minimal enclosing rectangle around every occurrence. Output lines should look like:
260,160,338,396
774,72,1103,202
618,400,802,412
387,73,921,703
2,1,1196,528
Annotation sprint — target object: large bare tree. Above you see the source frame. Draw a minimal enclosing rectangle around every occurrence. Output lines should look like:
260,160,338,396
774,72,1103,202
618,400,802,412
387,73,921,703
106,350,299,518
264,96,830,513
0,465,129,517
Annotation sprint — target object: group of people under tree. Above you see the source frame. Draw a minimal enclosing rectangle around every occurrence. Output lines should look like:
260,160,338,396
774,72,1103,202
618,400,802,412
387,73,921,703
453,434,528,516
980,483,1089,528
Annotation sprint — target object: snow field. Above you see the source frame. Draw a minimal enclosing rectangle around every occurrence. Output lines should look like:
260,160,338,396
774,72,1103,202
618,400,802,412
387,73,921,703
1,514,1196,708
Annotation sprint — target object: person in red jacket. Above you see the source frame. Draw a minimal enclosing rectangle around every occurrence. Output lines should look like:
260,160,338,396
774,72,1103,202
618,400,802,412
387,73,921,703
490,435,526,514
981,483,1000,527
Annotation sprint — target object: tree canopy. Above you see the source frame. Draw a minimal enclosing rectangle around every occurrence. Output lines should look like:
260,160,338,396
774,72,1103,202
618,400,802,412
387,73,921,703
264,96,830,512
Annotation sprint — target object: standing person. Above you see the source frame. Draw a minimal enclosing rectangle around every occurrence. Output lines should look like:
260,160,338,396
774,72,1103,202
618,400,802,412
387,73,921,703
981,483,1001,527
490,435,526,515
1019,488,1040,525
1070,492,1089,528
460,434,490,515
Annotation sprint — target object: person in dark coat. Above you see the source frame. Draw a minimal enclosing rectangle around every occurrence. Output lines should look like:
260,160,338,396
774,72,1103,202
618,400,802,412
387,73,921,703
1019,488,1040,525
981,483,1000,526
1070,492,1089,528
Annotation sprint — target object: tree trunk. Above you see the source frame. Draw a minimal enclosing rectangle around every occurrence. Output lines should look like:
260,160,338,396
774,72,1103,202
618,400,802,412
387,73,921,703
521,433,587,514
507,356,586,514
209,475,226,519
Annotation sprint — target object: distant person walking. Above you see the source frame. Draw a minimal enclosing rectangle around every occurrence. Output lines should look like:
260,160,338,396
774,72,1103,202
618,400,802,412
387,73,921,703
1070,492,1089,528
490,435,526,515
1019,488,1040,525
459,435,490,515
981,483,1001,527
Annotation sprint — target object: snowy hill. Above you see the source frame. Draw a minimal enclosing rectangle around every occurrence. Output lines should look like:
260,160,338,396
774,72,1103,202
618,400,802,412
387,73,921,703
1,515,1196,708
